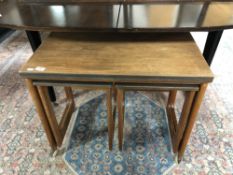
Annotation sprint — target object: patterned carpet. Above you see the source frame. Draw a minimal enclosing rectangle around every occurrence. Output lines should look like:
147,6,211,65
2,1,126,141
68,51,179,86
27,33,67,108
0,30,233,174
64,92,175,175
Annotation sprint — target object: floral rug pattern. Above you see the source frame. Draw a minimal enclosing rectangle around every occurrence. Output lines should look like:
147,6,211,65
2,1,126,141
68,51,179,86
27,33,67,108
64,92,175,175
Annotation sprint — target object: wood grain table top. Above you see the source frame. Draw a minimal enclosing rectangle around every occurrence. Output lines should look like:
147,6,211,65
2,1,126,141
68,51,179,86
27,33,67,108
19,32,213,84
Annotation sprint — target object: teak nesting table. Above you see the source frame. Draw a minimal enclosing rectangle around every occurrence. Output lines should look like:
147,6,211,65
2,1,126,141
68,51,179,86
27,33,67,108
19,32,213,162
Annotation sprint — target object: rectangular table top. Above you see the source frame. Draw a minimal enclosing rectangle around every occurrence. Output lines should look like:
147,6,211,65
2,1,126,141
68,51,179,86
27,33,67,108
19,32,213,84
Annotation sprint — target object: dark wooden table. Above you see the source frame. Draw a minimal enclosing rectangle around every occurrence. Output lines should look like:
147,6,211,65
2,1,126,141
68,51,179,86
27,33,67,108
1,0,233,64
0,0,232,100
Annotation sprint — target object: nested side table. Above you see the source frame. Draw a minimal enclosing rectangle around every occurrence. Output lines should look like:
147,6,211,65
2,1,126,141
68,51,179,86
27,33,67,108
20,32,213,162
117,83,208,162
25,81,114,151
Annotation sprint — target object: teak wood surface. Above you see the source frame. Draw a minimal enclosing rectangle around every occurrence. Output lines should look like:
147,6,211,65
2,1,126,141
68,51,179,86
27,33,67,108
19,32,213,84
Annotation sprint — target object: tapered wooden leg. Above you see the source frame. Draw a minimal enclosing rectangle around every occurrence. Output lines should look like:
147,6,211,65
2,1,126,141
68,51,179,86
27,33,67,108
166,90,178,153
117,89,125,150
167,90,177,108
25,79,56,151
178,84,208,162
37,86,63,147
64,87,74,103
59,87,75,138
176,91,196,150
112,85,117,122
107,88,114,150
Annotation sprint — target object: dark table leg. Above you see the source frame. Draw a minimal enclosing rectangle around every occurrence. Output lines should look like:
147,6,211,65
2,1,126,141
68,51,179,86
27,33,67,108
26,31,56,102
203,30,223,66
0,28,14,43
47,86,56,102
25,31,41,52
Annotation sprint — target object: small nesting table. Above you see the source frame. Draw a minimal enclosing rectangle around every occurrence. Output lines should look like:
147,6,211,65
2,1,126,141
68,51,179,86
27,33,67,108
19,32,213,162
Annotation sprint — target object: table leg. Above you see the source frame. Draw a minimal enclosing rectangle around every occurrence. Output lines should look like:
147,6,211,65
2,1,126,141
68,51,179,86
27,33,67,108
167,90,177,108
37,86,63,147
48,86,56,103
59,87,75,137
25,31,56,102
166,90,178,152
117,89,125,151
107,88,114,150
112,85,117,123
176,91,195,153
25,31,41,52
25,79,57,151
203,30,223,65
0,28,14,43
178,84,208,162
